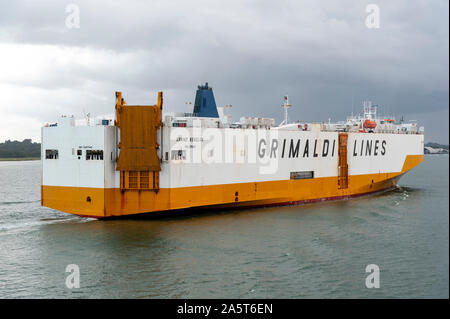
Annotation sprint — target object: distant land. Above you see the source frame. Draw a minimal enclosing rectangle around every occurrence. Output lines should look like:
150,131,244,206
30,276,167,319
0,139,40,160
0,139,448,160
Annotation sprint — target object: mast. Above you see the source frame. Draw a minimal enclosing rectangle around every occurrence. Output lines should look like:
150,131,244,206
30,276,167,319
363,100,376,120
280,95,291,126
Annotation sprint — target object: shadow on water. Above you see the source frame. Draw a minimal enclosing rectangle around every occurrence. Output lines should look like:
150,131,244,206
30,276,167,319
106,205,271,222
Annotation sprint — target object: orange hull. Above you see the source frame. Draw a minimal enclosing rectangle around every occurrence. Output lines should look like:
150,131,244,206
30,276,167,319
41,155,423,218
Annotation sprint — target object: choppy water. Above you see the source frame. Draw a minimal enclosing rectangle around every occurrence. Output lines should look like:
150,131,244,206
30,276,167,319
0,156,448,298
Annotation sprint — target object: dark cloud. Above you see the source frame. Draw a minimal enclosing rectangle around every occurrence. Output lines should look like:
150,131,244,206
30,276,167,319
0,0,448,143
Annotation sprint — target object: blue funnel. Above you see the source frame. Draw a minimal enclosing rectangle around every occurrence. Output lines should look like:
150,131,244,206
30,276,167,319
193,82,219,118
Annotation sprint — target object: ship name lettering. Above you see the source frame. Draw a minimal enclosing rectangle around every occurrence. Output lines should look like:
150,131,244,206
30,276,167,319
270,139,278,158
353,139,387,157
322,139,329,157
302,139,309,157
258,139,279,159
289,139,300,158
258,139,266,158
282,138,335,159
313,140,319,157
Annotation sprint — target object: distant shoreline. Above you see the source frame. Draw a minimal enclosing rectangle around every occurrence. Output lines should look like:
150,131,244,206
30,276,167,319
0,157,40,161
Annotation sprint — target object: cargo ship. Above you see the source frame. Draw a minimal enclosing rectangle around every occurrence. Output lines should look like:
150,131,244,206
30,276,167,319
41,83,424,218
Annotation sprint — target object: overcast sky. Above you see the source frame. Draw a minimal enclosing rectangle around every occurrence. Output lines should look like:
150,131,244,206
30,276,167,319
0,0,448,143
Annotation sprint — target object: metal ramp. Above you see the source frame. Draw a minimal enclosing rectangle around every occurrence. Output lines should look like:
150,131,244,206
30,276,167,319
115,91,163,192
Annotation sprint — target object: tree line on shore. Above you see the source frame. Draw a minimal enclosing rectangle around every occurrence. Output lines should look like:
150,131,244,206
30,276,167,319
0,139,41,159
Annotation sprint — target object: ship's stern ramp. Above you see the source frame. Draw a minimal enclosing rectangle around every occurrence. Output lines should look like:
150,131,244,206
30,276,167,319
115,91,162,191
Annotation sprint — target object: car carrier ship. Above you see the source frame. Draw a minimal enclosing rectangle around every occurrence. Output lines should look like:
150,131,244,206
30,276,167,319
41,83,424,218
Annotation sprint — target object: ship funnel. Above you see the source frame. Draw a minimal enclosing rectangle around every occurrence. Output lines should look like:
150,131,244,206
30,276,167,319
193,82,219,118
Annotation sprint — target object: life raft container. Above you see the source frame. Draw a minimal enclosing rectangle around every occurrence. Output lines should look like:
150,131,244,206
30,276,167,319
363,119,377,129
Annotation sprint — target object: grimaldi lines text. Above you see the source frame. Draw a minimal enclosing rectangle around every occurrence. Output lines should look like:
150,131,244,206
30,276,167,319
41,84,424,218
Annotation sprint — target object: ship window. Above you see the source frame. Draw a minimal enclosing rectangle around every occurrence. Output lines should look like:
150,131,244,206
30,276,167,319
77,149,82,156
171,150,186,160
86,150,104,160
290,171,314,180
45,149,58,159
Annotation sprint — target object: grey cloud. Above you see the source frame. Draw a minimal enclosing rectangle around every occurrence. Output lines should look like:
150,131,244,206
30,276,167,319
0,0,448,143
